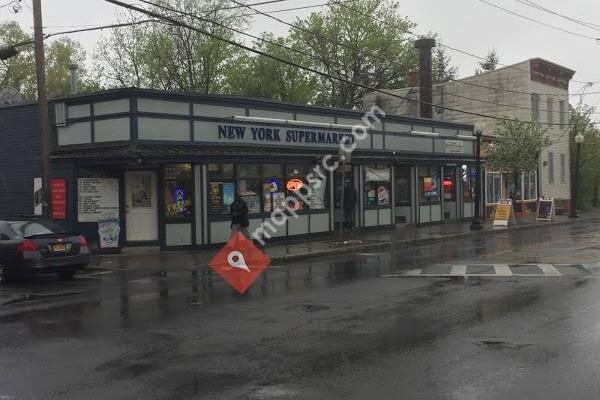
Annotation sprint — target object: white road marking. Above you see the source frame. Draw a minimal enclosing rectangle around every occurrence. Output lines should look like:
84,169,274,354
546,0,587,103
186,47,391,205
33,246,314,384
450,265,467,276
538,264,562,276
494,264,513,277
406,269,423,276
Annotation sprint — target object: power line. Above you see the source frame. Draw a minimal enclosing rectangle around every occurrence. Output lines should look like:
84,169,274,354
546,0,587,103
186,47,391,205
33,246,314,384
101,0,595,127
513,0,600,32
329,0,595,87
228,0,379,61
447,77,600,97
212,0,293,12
136,0,348,74
138,0,592,116
474,0,600,41
44,19,160,38
0,0,19,9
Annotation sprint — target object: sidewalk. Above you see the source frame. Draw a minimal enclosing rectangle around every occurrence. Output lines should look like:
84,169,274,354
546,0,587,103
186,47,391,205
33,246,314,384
88,211,600,273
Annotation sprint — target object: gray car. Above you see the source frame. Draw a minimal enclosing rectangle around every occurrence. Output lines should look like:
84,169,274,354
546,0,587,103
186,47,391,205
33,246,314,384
0,219,90,283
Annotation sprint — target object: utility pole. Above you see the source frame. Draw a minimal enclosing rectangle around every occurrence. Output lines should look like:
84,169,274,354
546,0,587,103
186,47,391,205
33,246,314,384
33,0,50,218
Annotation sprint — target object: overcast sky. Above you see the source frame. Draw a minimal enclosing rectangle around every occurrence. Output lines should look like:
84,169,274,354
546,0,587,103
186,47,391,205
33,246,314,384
4,0,600,119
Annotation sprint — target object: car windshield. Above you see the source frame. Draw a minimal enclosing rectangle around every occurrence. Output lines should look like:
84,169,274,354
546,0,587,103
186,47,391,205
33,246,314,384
9,221,67,238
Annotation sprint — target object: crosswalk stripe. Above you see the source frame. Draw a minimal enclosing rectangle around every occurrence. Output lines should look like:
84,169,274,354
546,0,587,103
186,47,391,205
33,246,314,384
451,265,467,276
494,265,513,276
538,264,562,276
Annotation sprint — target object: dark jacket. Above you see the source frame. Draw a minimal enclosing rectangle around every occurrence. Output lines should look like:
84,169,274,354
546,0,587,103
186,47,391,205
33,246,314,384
230,197,249,228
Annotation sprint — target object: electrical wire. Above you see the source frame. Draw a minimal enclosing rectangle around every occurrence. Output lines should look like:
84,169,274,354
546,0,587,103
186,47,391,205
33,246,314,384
136,0,350,76
137,0,593,117
0,0,19,9
513,0,600,32
474,0,600,41
329,0,596,87
102,0,595,126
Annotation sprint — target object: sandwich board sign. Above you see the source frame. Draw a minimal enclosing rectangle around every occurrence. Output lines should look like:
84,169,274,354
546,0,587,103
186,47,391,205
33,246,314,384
494,199,515,227
537,198,555,221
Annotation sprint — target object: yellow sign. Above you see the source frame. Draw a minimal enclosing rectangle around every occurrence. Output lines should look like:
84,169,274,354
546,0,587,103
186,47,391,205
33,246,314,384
493,203,512,226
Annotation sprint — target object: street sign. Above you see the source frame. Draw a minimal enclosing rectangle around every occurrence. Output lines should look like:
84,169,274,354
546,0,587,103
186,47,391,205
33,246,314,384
537,198,555,221
493,199,514,226
209,232,271,294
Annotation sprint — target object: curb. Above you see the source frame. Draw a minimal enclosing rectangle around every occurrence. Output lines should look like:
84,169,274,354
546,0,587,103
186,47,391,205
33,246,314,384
264,218,585,265
88,217,590,273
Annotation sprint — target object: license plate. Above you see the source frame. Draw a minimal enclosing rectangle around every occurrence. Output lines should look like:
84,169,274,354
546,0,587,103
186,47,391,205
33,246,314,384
51,244,67,252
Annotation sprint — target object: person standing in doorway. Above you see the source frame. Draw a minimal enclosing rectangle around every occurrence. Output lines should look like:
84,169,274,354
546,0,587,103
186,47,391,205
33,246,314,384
230,193,250,240
343,180,357,230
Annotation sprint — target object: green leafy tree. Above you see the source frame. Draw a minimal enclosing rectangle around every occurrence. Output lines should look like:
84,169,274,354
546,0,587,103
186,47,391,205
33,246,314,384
432,43,457,84
487,119,551,204
288,0,418,109
94,1,248,93
476,49,499,75
1,21,98,100
226,33,318,103
570,104,600,208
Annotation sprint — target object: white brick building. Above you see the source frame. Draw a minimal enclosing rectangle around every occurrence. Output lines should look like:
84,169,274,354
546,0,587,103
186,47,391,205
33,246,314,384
364,58,575,216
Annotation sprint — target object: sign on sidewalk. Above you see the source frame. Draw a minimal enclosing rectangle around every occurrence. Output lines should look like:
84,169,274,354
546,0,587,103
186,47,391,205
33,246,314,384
537,198,555,221
494,199,515,227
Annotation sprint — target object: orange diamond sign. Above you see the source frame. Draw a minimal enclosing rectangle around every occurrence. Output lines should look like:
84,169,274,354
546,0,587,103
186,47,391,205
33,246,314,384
208,232,271,294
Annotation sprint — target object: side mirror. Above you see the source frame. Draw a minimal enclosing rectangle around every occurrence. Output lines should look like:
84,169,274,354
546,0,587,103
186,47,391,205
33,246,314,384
0,234,10,241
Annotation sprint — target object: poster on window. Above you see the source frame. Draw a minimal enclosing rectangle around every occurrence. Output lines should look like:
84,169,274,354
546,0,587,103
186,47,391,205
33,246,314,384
223,182,235,209
243,194,261,214
367,185,377,206
263,192,272,213
78,178,119,222
365,167,390,182
273,192,286,211
424,177,439,197
97,218,120,248
309,178,326,210
132,176,152,208
377,185,390,206
209,182,223,214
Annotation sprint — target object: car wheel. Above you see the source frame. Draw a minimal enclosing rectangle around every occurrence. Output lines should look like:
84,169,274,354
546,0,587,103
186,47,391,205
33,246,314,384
58,270,76,281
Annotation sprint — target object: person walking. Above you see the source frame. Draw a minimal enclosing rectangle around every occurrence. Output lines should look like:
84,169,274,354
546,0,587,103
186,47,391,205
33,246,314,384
343,180,357,230
230,193,250,240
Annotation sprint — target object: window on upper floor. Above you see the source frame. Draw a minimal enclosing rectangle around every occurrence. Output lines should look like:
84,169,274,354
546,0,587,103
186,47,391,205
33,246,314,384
531,93,540,122
559,100,567,125
547,97,554,126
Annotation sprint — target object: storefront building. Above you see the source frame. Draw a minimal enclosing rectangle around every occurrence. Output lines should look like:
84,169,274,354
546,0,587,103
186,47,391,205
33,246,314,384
1,88,480,250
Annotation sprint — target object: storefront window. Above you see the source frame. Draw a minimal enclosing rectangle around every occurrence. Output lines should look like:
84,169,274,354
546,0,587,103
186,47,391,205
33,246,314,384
443,169,456,202
263,164,284,213
286,165,309,211
508,174,522,201
237,164,261,214
463,166,474,203
208,163,235,216
164,164,193,220
395,166,411,206
418,166,440,205
523,172,537,201
364,167,391,209
486,172,502,204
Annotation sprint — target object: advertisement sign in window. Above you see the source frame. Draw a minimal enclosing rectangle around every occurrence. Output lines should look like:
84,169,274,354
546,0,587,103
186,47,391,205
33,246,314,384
77,178,119,223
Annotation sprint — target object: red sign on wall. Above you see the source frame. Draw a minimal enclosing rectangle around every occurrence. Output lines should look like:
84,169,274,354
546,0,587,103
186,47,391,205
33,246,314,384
51,178,67,220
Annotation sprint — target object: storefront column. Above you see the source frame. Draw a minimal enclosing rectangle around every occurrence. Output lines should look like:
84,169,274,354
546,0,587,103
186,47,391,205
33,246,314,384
194,164,204,246
329,168,334,231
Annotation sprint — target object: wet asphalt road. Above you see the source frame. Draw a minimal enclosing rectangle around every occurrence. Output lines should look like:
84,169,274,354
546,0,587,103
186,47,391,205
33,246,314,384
3,221,600,399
